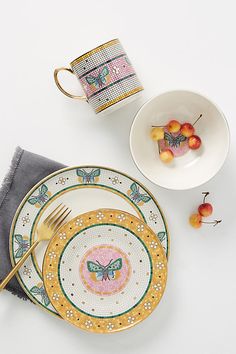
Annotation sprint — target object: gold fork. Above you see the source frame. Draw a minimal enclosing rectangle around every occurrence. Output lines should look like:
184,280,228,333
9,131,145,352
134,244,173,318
0,204,71,291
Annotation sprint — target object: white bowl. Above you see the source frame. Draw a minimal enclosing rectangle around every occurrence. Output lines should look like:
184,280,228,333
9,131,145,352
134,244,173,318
130,90,230,190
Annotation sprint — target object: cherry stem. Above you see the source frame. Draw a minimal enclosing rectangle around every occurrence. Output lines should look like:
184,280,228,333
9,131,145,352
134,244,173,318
201,220,222,227
157,141,161,154
193,114,203,126
202,192,210,203
152,125,164,128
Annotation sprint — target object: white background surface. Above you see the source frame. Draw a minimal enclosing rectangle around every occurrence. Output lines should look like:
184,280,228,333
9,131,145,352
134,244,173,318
0,1,236,353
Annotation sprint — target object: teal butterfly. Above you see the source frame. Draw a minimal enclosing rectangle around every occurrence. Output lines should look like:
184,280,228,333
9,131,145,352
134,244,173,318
30,284,50,307
157,231,166,243
76,168,100,184
85,66,109,89
87,258,122,281
164,132,187,148
129,183,151,205
14,234,29,258
28,184,50,206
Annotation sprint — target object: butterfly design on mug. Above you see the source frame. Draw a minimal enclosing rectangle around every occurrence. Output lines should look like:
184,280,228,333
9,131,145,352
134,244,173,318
85,66,110,89
76,168,100,184
28,184,51,208
164,132,187,148
87,258,122,281
128,183,151,206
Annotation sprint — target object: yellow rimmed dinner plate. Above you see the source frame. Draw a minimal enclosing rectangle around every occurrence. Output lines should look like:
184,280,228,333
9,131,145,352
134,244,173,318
43,209,167,333
9,166,169,317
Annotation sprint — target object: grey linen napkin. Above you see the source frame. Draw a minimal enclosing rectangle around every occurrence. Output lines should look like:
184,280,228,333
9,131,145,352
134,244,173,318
0,147,65,300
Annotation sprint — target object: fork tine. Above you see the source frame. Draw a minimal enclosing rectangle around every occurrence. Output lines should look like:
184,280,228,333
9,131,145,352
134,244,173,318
45,205,67,226
52,209,72,232
50,207,70,230
43,203,63,225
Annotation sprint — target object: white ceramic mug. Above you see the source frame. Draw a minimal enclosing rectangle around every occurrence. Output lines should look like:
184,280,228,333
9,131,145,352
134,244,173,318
54,39,144,114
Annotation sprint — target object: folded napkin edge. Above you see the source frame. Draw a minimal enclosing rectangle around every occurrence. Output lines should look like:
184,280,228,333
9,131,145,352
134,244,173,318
5,283,30,301
0,146,24,210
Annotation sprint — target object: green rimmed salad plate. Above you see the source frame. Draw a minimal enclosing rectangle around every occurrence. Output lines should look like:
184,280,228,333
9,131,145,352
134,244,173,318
9,166,169,316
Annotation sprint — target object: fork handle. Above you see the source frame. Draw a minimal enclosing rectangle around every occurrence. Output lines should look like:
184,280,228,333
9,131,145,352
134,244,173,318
0,240,40,291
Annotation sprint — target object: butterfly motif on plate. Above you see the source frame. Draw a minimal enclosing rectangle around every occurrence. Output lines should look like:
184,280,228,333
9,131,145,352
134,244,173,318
76,168,100,184
128,183,151,206
14,234,29,258
157,231,166,243
85,66,110,89
28,184,51,208
164,132,187,148
87,258,122,281
30,283,50,307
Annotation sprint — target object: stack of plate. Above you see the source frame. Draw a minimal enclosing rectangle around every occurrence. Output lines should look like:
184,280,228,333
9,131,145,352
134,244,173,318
10,166,169,333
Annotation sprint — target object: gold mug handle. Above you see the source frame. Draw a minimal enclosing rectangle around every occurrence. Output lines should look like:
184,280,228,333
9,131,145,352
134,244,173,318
54,67,87,100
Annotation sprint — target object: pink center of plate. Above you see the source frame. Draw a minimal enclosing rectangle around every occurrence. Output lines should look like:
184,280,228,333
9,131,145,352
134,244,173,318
80,245,131,296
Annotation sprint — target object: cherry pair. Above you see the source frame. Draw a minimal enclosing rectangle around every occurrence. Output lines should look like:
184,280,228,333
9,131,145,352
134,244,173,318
189,192,221,229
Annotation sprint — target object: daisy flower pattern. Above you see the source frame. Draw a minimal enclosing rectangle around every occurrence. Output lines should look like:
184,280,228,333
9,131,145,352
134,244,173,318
52,293,60,301
109,176,120,185
66,310,74,318
153,283,162,292
137,224,144,232
23,267,32,277
127,316,135,324
107,322,114,331
46,272,54,281
150,241,158,249
48,251,56,259
75,218,83,227
58,177,67,185
85,320,93,328
22,215,30,226
156,262,164,270
117,213,125,221
96,211,105,221
144,301,152,310
149,212,158,222
59,232,67,240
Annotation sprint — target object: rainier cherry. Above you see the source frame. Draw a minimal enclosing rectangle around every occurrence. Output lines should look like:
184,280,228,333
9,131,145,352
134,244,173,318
189,192,221,229
180,123,195,138
159,149,174,163
188,135,201,150
198,192,213,217
150,127,164,141
166,120,181,133
180,114,203,138
189,213,202,228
